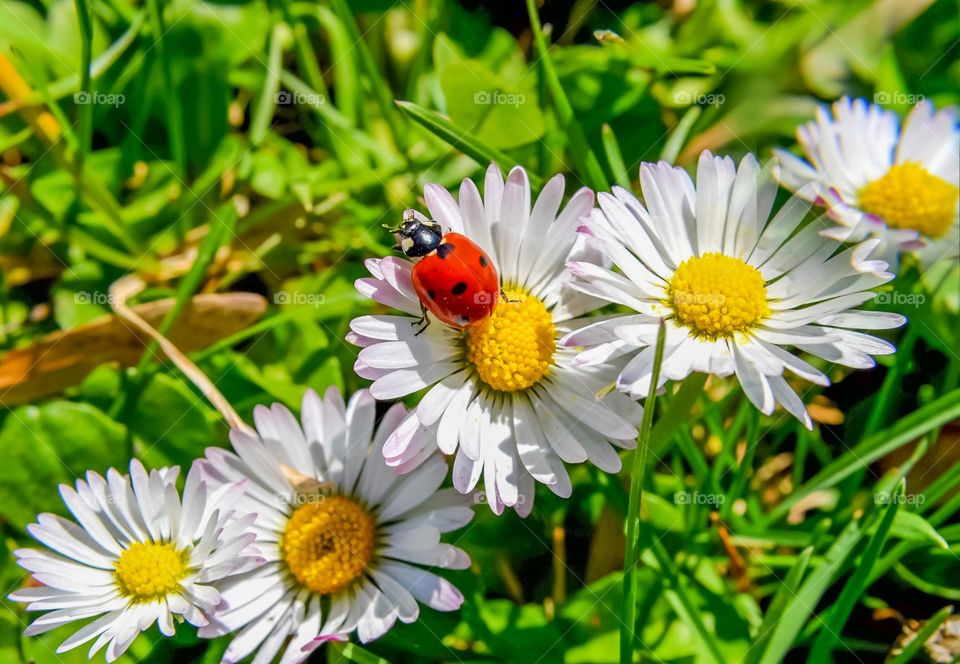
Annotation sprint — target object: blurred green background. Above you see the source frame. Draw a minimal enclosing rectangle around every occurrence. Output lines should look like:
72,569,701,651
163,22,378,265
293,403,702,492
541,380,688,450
1,0,959,662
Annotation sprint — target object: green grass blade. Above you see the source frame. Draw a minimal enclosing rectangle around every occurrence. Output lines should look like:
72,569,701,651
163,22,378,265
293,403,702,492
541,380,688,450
279,72,348,132
649,539,725,664
747,546,814,664
250,21,285,145
757,512,878,664
808,480,903,660
0,126,34,153
601,123,630,187
395,101,542,187
768,388,960,523
73,0,93,165
314,5,359,125
76,172,144,254
893,563,960,600
40,12,145,102
279,68,375,170
861,325,918,437
145,0,186,175
621,322,667,664
328,0,407,151
329,642,390,664
68,227,147,270
525,0,608,191
278,3,327,98
918,454,960,515
660,106,702,164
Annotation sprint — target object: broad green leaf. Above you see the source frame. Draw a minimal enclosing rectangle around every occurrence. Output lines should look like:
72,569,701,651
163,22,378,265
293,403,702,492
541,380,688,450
51,261,108,328
130,373,222,469
0,401,127,530
436,58,545,150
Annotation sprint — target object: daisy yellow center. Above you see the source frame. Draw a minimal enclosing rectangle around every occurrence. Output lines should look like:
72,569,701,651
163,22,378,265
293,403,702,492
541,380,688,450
858,162,959,238
466,288,555,392
669,253,769,338
281,496,375,595
114,542,188,601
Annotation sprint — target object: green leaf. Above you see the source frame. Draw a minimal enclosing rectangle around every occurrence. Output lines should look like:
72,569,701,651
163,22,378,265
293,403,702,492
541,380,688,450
436,59,545,150
649,372,708,456
889,511,948,549
477,600,565,660
129,373,222,469
395,101,542,187
51,260,107,328
0,401,127,530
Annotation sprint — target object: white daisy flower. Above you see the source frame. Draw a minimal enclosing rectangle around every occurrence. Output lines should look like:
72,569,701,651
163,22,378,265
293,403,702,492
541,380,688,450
196,387,473,662
562,151,906,429
775,97,959,265
349,165,642,515
9,460,261,662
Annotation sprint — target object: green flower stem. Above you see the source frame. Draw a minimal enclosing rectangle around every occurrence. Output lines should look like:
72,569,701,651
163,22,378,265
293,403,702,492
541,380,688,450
620,321,667,664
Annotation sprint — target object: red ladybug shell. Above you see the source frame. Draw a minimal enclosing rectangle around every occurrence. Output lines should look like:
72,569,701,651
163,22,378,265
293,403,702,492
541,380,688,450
411,232,499,328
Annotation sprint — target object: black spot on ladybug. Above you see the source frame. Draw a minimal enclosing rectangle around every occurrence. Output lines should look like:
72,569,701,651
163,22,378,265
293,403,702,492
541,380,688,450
427,290,436,300
479,255,488,267
451,282,467,296
457,315,470,324
436,243,455,259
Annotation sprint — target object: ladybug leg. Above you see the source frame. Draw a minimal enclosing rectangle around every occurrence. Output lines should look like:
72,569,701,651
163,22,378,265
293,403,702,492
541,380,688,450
499,289,520,304
413,302,431,336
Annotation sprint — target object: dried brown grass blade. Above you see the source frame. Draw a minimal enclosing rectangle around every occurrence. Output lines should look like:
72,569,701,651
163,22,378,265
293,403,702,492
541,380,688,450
0,290,266,409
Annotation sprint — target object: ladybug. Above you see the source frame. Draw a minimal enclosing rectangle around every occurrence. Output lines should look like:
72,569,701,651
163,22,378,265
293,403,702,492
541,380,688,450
389,211,499,332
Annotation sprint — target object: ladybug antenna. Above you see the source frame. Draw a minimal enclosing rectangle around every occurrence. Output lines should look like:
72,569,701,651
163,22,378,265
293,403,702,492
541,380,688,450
382,208,419,234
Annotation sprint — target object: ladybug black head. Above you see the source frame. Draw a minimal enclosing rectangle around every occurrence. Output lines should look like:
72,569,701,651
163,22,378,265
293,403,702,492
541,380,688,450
393,215,442,258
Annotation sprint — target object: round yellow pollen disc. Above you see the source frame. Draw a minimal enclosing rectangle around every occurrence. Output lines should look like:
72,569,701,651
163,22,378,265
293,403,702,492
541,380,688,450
114,542,188,602
466,288,555,392
669,253,769,338
281,495,375,595
859,162,959,239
